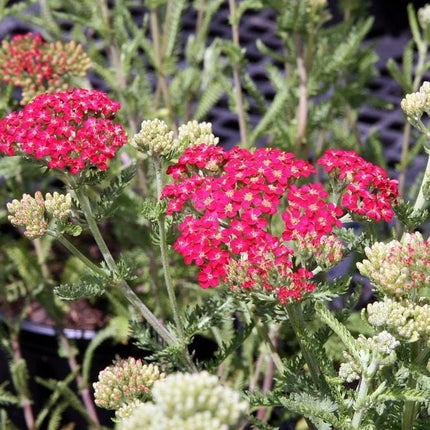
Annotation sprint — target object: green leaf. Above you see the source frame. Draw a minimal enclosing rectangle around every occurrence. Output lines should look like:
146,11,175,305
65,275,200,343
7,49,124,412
54,281,106,301
315,302,363,365
0,382,18,406
280,392,340,428
393,199,429,231
163,0,187,58
250,86,289,144
10,359,30,398
407,3,422,47
387,58,410,92
233,0,264,24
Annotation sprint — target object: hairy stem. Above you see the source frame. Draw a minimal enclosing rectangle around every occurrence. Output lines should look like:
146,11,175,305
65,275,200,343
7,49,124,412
351,357,379,429
59,335,100,428
73,186,177,347
153,159,197,371
286,302,327,392
153,159,183,338
398,40,428,198
412,151,430,215
228,0,249,148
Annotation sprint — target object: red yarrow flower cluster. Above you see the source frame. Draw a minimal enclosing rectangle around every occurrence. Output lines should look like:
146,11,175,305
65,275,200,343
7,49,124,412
162,144,343,303
318,149,399,222
0,33,91,104
0,89,127,174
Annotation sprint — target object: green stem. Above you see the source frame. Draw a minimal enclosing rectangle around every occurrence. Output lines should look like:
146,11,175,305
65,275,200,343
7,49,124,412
412,151,430,216
286,302,326,391
73,186,177,347
48,230,107,278
153,159,184,338
351,357,379,429
402,342,424,430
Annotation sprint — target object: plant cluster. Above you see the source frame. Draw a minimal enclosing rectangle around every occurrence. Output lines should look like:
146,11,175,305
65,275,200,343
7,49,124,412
0,1,429,430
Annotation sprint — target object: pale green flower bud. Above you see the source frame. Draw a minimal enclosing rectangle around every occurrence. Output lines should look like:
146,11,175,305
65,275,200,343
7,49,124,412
174,120,219,151
116,400,145,420
117,371,248,430
7,191,47,239
118,403,162,429
44,192,72,220
401,91,427,118
418,4,430,30
414,304,430,343
93,358,165,410
369,331,399,356
153,371,247,425
338,351,361,383
366,300,390,327
366,297,425,343
131,119,175,159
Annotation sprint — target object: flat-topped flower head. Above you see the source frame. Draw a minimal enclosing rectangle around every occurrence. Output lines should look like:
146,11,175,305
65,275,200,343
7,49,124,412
174,120,219,152
401,81,430,122
0,33,91,104
131,118,176,159
0,89,127,174
318,149,399,222
118,371,248,430
93,358,165,411
163,143,333,303
357,232,430,297
7,191,47,239
367,296,430,344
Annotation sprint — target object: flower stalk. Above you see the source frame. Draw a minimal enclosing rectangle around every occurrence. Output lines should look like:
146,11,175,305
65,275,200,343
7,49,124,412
73,185,178,347
286,302,327,392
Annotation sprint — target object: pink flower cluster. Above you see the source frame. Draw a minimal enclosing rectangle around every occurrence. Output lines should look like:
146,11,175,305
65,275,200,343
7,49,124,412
162,144,399,303
0,89,127,174
318,149,399,221
0,33,91,104
163,145,328,302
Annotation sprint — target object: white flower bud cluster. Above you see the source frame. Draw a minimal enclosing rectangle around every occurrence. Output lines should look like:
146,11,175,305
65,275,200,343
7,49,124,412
367,296,430,344
401,81,430,119
175,120,219,150
338,351,361,383
131,119,175,159
7,191,47,239
93,358,165,411
368,331,400,356
338,332,399,382
418,4,430,30
356,232,430,296
44,191,72,220
118,371,248,430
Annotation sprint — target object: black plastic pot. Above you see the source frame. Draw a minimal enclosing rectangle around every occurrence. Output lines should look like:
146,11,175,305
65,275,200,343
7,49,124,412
0,319,145,429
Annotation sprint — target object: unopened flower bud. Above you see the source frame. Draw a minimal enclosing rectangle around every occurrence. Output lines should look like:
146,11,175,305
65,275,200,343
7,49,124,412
93,358,165,410
44,192,72,220
118,371,248,430
418,4,430,30
174,120,219,152
7,191,47,239
357,232,430,296
131,119,175,159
